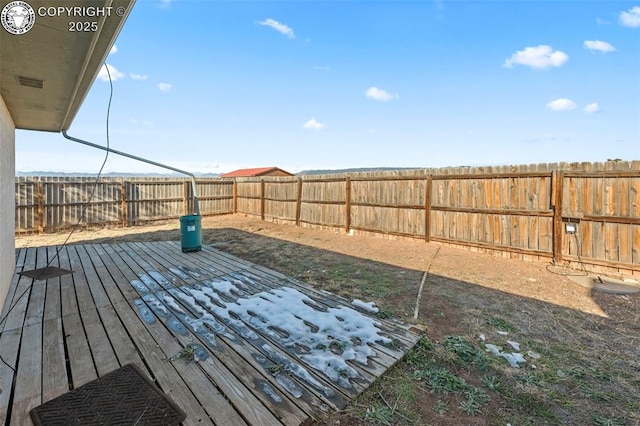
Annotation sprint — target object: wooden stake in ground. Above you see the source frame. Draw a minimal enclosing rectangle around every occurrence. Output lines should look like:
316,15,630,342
413,246,441,321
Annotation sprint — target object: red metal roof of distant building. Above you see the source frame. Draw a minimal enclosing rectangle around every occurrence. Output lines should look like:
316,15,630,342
220,167,293,178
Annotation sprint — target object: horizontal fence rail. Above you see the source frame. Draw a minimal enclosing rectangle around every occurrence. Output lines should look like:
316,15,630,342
15,160,640,275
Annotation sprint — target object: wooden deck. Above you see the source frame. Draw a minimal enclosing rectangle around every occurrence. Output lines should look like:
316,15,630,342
0,242,419,425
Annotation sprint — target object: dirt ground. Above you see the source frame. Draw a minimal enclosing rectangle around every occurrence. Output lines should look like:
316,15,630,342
14,214,613,317
15,215,640,425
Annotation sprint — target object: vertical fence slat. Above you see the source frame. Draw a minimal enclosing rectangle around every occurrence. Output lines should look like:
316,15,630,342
121,181,127,226
232,180,238,214
35,181,44,233
424,175,432,242
344,177,351,232
260,179,265,221
552,170,565,263
295,178,302,226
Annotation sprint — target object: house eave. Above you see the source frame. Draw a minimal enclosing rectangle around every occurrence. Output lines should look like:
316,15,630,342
0,0,136,132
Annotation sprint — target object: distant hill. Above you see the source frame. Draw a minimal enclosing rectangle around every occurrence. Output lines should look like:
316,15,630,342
16,171,221,178
296,167,419,176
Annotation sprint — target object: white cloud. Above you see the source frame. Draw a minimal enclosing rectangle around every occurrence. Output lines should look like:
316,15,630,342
620,6,640,27
258,18,295,39
303,118,326,130
97,64,125,82
584,40,616,53
313,65,330,71
596,17,610,26
546,98,577,111
109,45,118,55
365,87,398,101
158,82,172,91
130,73,148,81
503,45,568,69
584,103,600,113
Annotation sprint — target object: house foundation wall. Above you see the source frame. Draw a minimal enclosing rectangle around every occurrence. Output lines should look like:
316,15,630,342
0,95,16,314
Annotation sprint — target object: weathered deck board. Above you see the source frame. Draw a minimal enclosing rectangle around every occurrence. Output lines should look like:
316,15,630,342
42,247,62,322
63,311,98,388
2,249,26,322
0,242,419,425
74,245,112,310
3,248,36,332
58,245,79,318
41,318,67,402
0,329,20,421
81,307,121,377
96,304,145,368
22,248,47,328
10,322,42,426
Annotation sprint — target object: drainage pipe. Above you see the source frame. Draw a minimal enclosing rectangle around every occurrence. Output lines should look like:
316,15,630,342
62,130,200,216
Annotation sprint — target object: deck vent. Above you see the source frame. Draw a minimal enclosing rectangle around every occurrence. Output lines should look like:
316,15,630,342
16,75,44,89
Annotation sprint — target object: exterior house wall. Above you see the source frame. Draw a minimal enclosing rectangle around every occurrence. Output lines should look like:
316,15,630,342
0,95,15,314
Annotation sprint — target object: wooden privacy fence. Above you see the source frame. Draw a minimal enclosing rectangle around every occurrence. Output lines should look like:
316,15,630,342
15,177,234,232
232,162,640,275
14,161,640,275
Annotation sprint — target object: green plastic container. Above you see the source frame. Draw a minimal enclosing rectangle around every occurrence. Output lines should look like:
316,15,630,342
179,214,202,252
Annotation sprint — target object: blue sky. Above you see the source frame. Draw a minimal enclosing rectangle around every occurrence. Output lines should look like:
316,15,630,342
16,0,640,174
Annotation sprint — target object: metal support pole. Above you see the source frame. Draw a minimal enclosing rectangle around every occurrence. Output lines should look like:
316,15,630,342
62,130,200,215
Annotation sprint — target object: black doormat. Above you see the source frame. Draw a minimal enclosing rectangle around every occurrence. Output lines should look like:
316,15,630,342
19,266,72,281
30,364,186,426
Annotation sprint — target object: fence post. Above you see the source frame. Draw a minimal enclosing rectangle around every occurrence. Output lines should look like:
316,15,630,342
552,170,564,263
232,180,238,214
295,177,302,226
36,181,44,233
121,180,127,226
260,179,265,221
182,181,189,215
344,177,351,232
424,175,432,242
